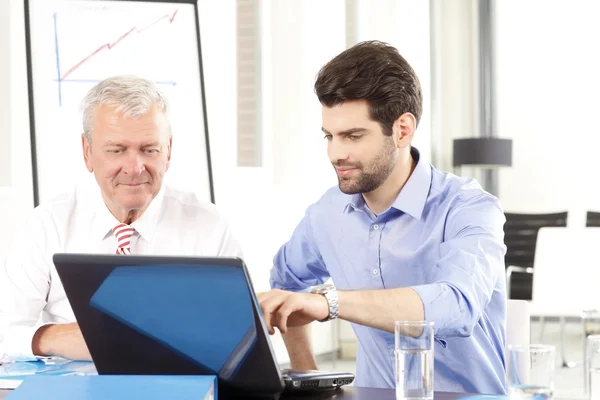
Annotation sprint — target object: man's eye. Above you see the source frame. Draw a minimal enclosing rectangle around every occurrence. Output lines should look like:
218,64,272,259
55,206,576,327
324,135,332,140
145,149,159,154
107,149,121,154
349,135,362,140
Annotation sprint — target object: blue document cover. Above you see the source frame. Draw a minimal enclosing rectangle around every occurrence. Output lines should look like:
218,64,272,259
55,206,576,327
0,359,96,389
7,375,216,400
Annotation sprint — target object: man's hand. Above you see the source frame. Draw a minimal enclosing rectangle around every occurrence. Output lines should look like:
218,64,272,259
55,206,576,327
32,322,92,361
257,289,329,334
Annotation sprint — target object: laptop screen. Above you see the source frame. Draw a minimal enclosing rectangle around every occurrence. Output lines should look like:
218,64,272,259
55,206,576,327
89,265,257,379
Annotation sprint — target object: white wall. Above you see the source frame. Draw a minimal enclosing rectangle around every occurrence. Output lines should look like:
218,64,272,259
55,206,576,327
495,0,600,226
0,1,10,187
430,0,478,171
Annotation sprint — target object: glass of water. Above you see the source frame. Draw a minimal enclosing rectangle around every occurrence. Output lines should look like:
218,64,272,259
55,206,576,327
506,344,555,399
395,320,434,400
587,335,600,399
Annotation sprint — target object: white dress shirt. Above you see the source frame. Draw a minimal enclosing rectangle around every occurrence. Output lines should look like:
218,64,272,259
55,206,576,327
0,182,243,362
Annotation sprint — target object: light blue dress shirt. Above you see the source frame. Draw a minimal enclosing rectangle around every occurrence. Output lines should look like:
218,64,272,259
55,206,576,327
270,148,507,394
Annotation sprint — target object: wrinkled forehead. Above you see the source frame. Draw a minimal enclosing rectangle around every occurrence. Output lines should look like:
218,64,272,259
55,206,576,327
91,104,171,143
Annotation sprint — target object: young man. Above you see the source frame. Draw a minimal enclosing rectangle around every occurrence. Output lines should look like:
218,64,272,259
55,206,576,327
259,41,507,395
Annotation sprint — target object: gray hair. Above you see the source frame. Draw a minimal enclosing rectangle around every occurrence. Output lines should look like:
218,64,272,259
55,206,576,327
81,75,172,142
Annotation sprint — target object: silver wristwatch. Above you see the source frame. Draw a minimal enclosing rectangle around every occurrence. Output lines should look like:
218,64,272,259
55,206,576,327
310,283,339,322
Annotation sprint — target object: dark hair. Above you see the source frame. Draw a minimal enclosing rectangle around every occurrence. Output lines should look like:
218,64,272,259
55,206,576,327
314,41,422,135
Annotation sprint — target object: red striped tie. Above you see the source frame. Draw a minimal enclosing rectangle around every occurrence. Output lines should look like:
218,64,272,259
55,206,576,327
113,223,135,255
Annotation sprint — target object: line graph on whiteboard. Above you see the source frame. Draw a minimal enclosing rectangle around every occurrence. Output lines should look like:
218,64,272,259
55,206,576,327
52,8,180,106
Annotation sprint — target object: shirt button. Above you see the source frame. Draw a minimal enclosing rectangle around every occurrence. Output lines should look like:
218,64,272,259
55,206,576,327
372,268,379,275
373,224,379,230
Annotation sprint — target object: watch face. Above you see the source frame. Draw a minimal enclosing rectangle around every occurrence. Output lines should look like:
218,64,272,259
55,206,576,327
311,283,334,294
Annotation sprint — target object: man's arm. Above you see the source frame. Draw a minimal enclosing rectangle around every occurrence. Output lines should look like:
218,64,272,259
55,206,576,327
260,194,506,338
337,288,424,333
32,323,91,361
0,220,90,361
259,287,421,335
282,326,318,370
0,221,52,361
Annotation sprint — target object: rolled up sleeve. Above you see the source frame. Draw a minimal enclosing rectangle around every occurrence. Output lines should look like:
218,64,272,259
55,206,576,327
411,193,506,338
270,206,330,292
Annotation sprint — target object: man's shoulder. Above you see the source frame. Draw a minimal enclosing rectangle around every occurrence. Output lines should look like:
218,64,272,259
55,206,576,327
13,185,89,242
30,185,82,219
428,168,504,235
296,185,352,220
429,167,499,208
161,186,225,223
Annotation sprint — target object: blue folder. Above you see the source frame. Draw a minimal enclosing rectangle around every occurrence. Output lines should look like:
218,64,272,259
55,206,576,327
0,359,95,389
7,375,217,400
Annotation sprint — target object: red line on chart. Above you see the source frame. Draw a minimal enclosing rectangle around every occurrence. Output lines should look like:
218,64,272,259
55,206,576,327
60,9,179,81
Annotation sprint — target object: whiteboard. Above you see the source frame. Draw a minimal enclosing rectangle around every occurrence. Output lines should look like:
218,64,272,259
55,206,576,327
24,0,214,205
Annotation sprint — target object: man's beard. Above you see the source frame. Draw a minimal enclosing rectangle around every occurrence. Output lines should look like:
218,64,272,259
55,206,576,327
335,139,397,194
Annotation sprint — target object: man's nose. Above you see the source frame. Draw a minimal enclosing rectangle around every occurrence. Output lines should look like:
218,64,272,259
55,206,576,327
328,140,349,164
123,153,145,176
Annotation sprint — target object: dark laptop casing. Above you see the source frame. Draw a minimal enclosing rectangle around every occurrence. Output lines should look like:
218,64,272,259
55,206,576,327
53,254,353,399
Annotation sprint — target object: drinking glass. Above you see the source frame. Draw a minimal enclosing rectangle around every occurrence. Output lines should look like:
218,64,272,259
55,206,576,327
506,344,555,399
395,321,434,400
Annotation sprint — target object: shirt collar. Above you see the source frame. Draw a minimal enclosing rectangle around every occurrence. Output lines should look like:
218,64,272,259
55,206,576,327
343,147,432,220
389,147,431,220
345,193,366,213
90,184,165,242
130,187,164,243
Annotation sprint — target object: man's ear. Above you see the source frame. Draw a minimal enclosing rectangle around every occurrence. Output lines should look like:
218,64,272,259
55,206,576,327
82,134,93,173
165,137,173,171
392,113,416,149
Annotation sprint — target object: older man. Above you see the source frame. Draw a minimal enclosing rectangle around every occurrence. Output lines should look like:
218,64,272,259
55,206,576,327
0,75,242,362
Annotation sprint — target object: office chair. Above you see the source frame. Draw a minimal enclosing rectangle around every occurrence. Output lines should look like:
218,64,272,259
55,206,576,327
504,211,568,300
586,211,600,227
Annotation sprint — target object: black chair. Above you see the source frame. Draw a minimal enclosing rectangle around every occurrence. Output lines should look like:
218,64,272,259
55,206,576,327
586,211,600,227
504,211,568,299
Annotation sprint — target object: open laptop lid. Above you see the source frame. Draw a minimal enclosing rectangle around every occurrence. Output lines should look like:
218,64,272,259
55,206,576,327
52,254,285,397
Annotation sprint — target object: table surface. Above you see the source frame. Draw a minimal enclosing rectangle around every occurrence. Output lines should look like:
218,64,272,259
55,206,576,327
279,387,476,400
0,386,478,399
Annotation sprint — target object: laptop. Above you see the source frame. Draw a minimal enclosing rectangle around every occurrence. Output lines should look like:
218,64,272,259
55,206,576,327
53,254,354,399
